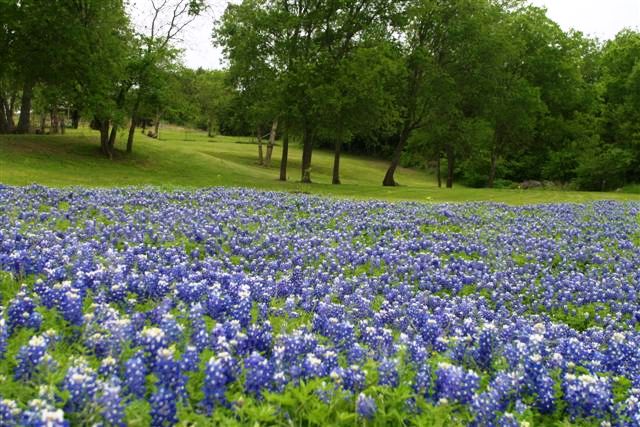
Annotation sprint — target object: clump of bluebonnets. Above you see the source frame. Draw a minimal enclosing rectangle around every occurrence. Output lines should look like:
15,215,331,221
0,186,638,425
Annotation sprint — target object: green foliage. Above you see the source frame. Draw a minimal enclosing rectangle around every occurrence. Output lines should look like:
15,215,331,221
3,0,640,191
124,399,152,427
547,303,612,331
1,0,640,191
543,148,579,183
613,376,632,404
459,284,491,301
0,271,21,303
215,0,403,182
190,70,233,135
574,142,634,190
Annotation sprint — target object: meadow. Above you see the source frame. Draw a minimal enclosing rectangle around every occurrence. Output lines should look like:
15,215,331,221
1,184,640,426
1,128,639,204
2,0,639,424
2,130,640,425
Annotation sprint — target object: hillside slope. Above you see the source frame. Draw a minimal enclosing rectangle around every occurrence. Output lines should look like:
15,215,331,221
1,126,639,203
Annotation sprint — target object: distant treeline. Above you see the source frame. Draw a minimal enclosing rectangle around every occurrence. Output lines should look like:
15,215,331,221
1,1,639,190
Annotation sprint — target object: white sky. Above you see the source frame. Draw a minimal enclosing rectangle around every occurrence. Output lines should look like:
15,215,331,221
137,0,640,70
529,0,640,39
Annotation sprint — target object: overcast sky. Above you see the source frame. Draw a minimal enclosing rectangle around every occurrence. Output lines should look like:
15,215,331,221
157,0,640,70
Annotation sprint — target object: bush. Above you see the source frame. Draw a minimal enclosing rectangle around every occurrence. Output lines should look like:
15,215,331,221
574,145,633,191
621,184,640,194
542,149,578,183
492,179,516,189
458,154,490,188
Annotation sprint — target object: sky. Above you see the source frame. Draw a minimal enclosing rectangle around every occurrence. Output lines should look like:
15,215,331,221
529,0,640,39
144,0,640,70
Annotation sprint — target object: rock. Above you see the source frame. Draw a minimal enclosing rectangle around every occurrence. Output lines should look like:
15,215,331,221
520,180,542,190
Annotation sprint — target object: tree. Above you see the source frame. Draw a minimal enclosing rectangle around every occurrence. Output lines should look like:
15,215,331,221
125,0,206,153
216,0,400,183
504,6,594,183
477,4,546,187
9,0,52,133
383,0,508,187
599,30,640,181
314,42,399,184
0,0,133,156
74,2,135,158
194,70,232,137
0,1,18,133
215,0,284,167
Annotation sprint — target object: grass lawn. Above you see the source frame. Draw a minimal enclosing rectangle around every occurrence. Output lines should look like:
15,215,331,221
1,125,639,204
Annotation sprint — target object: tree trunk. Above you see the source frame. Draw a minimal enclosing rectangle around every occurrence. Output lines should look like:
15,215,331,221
0,95,13,133
50,108,59,134
0,97,7,133
301,126,313,183
436,156,442,188
108,124,118,158
16,80,34,134
279,124,289,181
154,110,161,139
39,113,46,134
7,94,16,131
265,119,278,167
98,118,111,158
0,95,15,133
71,110,80,129
127,94,141,153
332,140,342,185
207,118,213,137
383,126,411,186
488,148,497,188
60,115,65,134
127,117,136,153
257,126,264,165
0,112,7,134
446,142,454,188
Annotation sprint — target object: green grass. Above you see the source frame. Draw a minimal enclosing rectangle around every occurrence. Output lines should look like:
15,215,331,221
1,125,639,204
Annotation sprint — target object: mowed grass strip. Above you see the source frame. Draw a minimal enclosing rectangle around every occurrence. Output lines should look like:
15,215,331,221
1,126,639,204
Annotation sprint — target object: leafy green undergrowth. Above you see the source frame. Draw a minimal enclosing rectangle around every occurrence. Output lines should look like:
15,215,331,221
174,378,471,427
547,302,619,332
0,270,633,426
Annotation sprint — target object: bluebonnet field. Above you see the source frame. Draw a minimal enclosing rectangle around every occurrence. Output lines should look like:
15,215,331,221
1,185,639,426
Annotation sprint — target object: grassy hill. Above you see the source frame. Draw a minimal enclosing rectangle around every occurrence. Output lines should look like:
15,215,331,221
1,125,639,203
